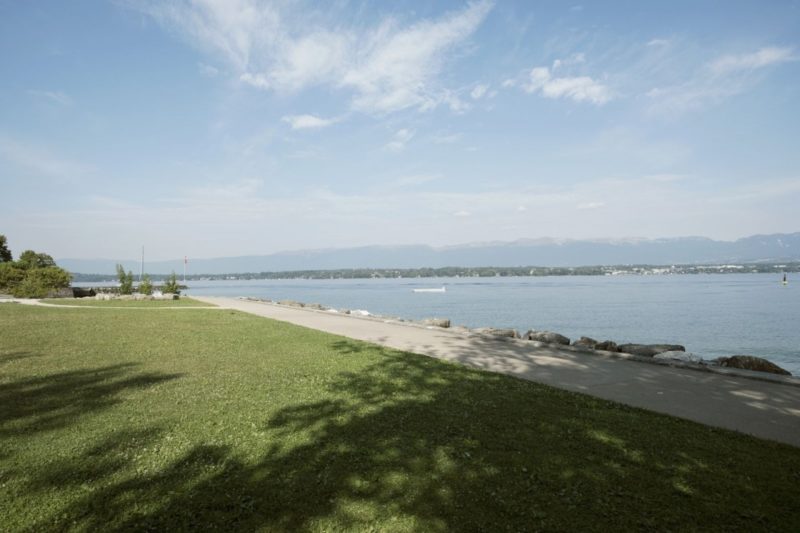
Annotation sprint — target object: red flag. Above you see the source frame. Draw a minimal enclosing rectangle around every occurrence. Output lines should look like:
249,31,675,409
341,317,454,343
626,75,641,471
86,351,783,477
184,256,188,265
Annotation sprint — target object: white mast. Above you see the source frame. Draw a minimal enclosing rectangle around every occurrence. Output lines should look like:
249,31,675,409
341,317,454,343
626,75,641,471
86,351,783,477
140,246,144,282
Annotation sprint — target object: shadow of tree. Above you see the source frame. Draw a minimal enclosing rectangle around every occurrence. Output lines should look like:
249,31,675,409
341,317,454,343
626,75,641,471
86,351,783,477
21,341,800,531
0,350,43,367
0,363,184,438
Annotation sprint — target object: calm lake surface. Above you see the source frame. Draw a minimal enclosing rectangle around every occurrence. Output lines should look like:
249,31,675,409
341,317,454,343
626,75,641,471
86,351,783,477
180,273,799,375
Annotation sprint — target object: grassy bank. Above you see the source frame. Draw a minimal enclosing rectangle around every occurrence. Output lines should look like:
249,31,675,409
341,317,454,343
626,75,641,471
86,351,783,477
1,304,799,531
40,296,213,307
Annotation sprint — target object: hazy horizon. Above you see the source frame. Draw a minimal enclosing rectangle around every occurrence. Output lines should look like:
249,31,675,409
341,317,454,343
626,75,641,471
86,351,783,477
2,1,799,260
47,231,800,263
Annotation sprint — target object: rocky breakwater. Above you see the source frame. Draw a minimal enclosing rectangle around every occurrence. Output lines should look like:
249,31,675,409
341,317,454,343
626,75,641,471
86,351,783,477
259,297,794,377
95,293,179,301
714,355,792,376
493,329,793,377
525,330,570,345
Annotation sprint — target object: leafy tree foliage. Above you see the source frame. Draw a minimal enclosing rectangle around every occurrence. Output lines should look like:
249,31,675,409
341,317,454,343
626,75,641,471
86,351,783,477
18,250,56,269
0,262,26,291
12,266,72,298
139,274,153,295
0,234,12,262
116,264,134,295
0,242,71,297
161,272,181,294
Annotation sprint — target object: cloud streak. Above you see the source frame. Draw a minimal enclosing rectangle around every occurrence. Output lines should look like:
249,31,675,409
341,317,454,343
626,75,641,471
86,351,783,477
647,46,797,115
137,0,493,114
384,128,415,152
522,66,612,104
282,114,337,130
27,90,73,106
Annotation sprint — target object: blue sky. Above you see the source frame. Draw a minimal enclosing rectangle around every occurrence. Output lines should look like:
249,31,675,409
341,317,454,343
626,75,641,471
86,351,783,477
1,0,799,260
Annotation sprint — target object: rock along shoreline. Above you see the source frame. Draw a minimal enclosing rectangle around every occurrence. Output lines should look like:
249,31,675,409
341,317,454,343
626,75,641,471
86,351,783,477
236,296,796,382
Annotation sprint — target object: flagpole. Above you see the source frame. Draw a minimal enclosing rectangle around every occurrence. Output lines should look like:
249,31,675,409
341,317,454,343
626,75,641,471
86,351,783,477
140,246,144,282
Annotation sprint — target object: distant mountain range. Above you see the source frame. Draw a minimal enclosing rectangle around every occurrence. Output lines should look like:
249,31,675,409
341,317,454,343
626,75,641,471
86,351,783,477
58,232,800,276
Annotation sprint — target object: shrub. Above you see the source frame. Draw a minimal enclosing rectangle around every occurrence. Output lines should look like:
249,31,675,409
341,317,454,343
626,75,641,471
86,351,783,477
11,266,72,298
162,272,181,294
139,275,153,295
116,264,134,295
0,243,71,298
0,262,26,293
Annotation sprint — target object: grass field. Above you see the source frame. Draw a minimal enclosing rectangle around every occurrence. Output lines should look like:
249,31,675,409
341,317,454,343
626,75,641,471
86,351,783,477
1,304,799,531
40,297,213,307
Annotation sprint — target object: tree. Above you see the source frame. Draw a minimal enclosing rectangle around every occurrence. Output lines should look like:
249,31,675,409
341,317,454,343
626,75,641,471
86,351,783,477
12,266,72,298
162,272,181,294
139,274,153,295
0,235,12,262
0,245,71,298
0,262,25,293
18,250,56,269
116,264,134,295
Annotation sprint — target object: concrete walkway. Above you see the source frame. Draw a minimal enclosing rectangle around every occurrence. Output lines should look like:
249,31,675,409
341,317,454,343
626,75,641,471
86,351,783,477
195,296,800,448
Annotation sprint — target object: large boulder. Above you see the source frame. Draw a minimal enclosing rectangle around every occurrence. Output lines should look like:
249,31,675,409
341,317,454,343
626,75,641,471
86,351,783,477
572,336,598,349
304,303,327,310
618,343,685,357
525,330,570,345
653,351,704,364
278,300,304,307
714,355,791,376
422,318,451,328
72,287,96,298
475,327,520,339
595,340,620,352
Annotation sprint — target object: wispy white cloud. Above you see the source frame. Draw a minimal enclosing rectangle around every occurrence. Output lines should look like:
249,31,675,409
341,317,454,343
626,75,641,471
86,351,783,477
709,46,795,75
646,38,670,48
27,90,73,106
136,0,493,115
340,1,493,114
198,62,219,77
384,128,415,152
522,65,612,104
470,83,489,99
282,114,337,130
552,53,584,70
431,132,462,144
647,46,796,115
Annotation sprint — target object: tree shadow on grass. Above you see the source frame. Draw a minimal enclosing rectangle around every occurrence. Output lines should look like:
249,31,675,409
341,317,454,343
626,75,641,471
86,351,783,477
22,341,800,531
0,362,184,439
0,350,43,367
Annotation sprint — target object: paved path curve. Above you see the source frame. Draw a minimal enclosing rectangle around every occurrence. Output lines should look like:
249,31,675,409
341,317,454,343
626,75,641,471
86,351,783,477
5,299,218,310
195,296,800,448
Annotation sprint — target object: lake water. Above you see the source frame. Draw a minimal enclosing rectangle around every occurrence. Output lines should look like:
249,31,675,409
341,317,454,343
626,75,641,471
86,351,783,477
179,273,799,375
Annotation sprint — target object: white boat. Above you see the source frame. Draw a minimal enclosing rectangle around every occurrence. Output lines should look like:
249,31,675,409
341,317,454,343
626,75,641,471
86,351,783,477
413,286,446,293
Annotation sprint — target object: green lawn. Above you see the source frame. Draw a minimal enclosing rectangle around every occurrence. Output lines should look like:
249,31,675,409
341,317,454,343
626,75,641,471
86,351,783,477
40,296,213,307
1,304,799,532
